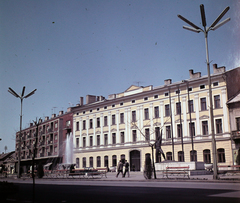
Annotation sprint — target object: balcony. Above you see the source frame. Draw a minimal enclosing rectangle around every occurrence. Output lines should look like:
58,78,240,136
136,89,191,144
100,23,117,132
40,153,45,157
48,128,53,133
47,152,53,156
232,130,240,139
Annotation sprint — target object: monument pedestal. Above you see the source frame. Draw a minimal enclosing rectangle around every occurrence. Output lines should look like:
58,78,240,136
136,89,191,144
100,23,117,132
155,161,205,171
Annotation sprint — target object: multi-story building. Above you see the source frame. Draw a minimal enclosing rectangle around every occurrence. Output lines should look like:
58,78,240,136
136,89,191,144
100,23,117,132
72,65,240,171
15,108,73,172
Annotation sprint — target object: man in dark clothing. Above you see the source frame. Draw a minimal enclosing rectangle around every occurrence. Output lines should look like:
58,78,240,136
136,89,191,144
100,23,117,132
116,160,123,177
123,160,130,177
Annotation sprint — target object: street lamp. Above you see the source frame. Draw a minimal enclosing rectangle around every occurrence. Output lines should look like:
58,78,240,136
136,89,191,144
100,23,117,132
8,86,37,178
178,4,230,180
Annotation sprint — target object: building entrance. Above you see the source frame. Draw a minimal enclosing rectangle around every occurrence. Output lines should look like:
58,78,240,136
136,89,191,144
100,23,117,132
130,150,140,171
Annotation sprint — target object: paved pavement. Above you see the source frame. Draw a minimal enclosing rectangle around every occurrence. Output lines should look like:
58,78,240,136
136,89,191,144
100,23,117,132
2,171,240,183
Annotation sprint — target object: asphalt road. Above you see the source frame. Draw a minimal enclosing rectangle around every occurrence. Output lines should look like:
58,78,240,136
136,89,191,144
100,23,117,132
3,180,240,203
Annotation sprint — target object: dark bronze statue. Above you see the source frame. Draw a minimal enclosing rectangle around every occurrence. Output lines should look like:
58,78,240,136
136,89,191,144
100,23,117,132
155,130,166,162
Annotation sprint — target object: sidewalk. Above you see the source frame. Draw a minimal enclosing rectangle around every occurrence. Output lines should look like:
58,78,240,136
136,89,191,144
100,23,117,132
2,171,240,183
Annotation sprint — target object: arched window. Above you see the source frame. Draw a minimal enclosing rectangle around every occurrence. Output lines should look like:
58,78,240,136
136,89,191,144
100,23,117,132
97,156,101,167
76,158,79,168
203,149,211,163
112,155,117,167
190,150,197,161
178,151,184,162
89,157,93,167
104,156,108,167
166,152,172,160
82,157,86,168
217,148,225,163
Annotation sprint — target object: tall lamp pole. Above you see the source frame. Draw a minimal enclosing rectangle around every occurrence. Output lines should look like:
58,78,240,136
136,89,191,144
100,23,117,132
178,4,230,180
8,86,37,178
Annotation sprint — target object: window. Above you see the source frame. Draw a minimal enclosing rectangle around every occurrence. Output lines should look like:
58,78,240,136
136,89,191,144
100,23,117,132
201,98,207,111
144,108,149,120
104,156,108,167
145,128,150,141
112,155,117,166
132,111,136,122
166,152,172,160
97,117,100,128
176,102,181,115
132,100,135,103
76,138,79,148
200,85,205,89
188,87,192,92
190,150,197,161
104,106,107,109
202,121,208,135
120,102,124,106
112,133,116,144
213,81,218,86
176,89,180,94
216,119,222,134
203,149,211,164
144,97,148,101
55,122,58,128
76,122,79,131
104,116,108,126
90,109,92,112
89,157,93,167
178,151,184,162
121,132,124,143
237,117,240,131
120,113,124,124
76,158,79,168
83,137,86,148
82,157,86,168
189,122,195,136
89,119,93,129
89,136,93,147
66,120,71,127
165,92,169,97
177,124,182,138
132,130,137,143
112,115,116,125
154,106,159,118
217,148,225,163
97,156,101,167
97,135,100,146
188,100,194,113
83,120,86,130
104,134,108,146
214,95,221,108
112,104,115,108
166,126,171,138
165,104,170,116
154,95,158,99
97,108,99,111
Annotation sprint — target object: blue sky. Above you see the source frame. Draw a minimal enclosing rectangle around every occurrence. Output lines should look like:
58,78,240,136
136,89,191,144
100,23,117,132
0,0,239,152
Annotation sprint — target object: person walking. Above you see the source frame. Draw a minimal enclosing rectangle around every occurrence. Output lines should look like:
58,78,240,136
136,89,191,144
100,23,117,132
116,160,123,177
123,160,130,177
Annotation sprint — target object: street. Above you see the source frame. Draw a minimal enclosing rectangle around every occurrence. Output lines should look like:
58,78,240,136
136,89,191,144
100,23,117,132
2,178,240,203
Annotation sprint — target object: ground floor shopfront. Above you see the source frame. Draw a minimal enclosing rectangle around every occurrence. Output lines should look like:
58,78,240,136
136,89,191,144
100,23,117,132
74,139,234,172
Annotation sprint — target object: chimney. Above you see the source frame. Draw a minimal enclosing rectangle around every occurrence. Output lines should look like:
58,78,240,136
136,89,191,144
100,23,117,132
86,95,97,104
51,114,56,118
189,69,201,79
30,123,33,127
45,116,49,121
213,64,225,74
164,79,172,85
80,97,84,106
59,111,64,116
108,94,116,100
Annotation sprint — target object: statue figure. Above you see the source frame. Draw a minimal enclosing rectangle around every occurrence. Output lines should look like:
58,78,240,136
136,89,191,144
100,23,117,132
155,130,166,162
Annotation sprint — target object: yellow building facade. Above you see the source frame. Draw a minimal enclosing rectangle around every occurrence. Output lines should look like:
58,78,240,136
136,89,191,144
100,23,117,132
72,65,237,171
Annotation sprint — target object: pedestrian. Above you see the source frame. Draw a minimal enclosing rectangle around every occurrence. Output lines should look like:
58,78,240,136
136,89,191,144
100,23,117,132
116,160,123,177
123,160,130,177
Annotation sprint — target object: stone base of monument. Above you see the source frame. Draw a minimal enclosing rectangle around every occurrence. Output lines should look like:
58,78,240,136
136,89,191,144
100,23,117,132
155,161,205,171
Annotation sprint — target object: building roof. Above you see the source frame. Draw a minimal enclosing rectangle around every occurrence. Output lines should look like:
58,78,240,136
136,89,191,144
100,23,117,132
227,92,240,104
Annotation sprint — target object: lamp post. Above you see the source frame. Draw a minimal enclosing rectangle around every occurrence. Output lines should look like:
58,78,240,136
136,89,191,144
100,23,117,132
178,4,230,180
8,86,37,178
